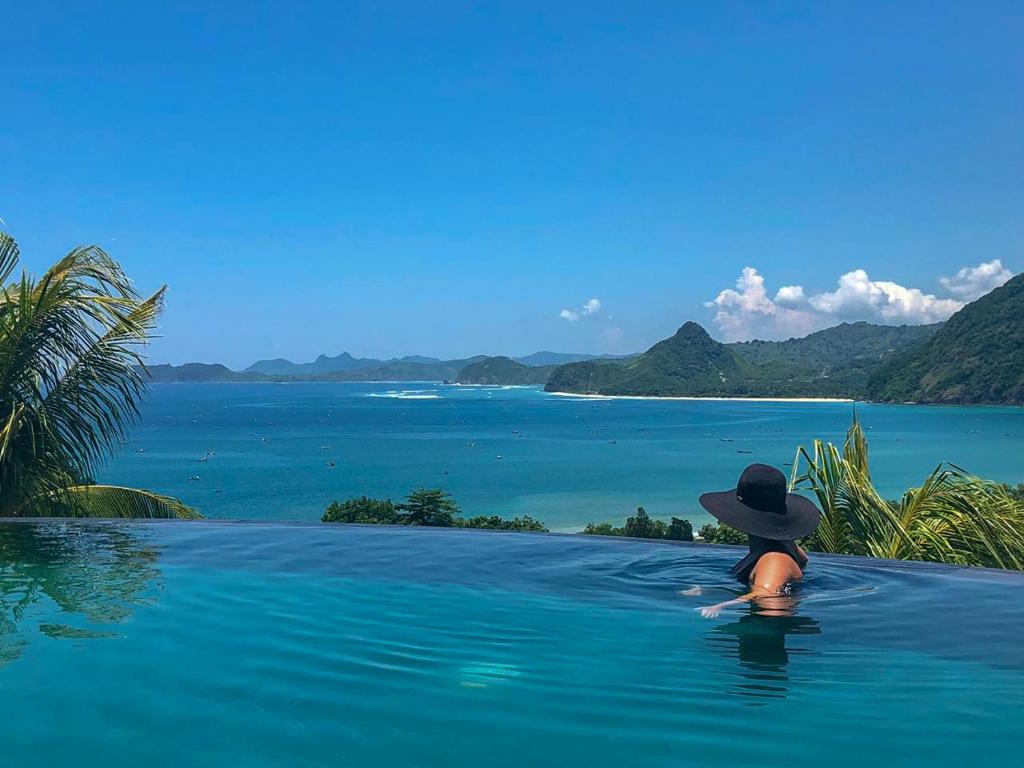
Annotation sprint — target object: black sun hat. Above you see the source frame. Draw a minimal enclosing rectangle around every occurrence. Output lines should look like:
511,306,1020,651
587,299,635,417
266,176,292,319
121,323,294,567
699,463,821,540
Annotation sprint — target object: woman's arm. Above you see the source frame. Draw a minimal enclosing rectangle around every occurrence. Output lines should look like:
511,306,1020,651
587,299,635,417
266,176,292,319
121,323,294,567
698,587,774,618
697,553,801,618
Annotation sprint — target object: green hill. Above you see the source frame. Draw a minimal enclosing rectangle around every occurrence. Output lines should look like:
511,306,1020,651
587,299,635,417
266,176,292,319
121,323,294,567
868,272,1024,404
546,322,761,396
143,364,268,383
546,319,947,399
729,321,940,369
728,321,942,396
457,356,557,385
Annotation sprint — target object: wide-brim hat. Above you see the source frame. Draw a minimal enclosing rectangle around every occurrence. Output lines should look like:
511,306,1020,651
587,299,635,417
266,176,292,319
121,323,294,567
700,463,821,540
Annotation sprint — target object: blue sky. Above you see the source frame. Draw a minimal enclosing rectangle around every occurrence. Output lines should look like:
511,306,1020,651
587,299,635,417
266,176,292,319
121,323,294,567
4,1,1022,367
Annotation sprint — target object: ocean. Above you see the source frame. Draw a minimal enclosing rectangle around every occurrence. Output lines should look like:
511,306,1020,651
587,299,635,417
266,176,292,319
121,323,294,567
101,382,1024,530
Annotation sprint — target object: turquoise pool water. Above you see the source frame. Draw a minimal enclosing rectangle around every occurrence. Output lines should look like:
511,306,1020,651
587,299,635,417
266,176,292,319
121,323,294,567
102,383,1024,529
1,521,1021,767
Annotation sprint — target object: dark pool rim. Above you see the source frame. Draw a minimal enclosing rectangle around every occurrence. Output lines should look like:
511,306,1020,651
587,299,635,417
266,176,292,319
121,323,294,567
3,517,1023,583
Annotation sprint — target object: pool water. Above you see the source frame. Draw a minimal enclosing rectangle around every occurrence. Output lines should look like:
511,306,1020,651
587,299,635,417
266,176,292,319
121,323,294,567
1,521,1022,767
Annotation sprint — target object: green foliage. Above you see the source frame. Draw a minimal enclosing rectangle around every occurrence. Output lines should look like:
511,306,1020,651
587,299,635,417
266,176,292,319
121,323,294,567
665,516,694,541
396,488,460,526
792,418,1024,569
0,233,198,518
321,496,398,524
322,489,547,531
547,322,756,397
623,507,660,538
582,507,694,541
730,321,941,396
457,356,557,385
697,523,747,545
455,515,548,532
869,272,1024,404
546,320,942,399
582,522,622,536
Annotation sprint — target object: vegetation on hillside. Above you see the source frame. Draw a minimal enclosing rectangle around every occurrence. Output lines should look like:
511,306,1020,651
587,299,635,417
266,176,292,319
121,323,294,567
546,320,945,399
729,321,941,396
457,356,557,385
546,322,758,396
0,233,199,518
868,272,1024,404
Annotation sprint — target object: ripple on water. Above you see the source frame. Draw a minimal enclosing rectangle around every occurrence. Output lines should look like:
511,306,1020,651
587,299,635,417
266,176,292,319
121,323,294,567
1,521,1023,768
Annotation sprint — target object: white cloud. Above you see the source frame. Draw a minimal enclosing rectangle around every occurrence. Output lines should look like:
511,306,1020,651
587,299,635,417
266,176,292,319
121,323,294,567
706,260,1014,341
940,259,1013,301
774,285,805,305
706,268,816,341
560,297,602,322
808,269,961,324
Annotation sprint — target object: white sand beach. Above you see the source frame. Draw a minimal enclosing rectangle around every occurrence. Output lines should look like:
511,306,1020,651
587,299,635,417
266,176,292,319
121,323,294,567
546,391,855,403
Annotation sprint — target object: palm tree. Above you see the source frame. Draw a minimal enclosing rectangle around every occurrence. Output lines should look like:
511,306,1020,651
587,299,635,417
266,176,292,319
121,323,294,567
0,233,199,518
790,417,1024,569
396,488,459,526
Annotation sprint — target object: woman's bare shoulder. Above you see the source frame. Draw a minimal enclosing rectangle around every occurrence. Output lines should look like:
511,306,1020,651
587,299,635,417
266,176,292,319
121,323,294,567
752,552,804,585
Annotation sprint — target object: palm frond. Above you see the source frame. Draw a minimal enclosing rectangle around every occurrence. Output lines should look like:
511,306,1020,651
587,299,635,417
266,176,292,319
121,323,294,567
53,485,202,519
0,233,18,286
793,419,1024,569
0,235,193,519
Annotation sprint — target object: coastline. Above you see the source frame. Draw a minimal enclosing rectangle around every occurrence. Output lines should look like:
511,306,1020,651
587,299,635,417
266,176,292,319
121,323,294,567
546,391,855,403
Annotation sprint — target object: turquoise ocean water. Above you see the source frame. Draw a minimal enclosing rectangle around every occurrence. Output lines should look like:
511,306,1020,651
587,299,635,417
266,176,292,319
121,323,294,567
101,382,1024,529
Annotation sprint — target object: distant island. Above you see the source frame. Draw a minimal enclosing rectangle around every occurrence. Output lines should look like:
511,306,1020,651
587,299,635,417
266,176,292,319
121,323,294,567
547,272,1023,404
145,272,1023,404
142,351,613,385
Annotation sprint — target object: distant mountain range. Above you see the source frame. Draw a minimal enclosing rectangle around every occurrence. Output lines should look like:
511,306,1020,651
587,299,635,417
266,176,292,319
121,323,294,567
243,350,630,377
143,274,1022,403
143,350,614,384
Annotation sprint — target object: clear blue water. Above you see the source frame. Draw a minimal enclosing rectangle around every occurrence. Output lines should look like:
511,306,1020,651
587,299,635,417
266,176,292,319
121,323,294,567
101,383,1024,529
1,521,1022,767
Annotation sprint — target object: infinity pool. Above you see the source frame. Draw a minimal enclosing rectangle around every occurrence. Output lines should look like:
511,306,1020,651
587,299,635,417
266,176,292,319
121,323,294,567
1,521,1021,767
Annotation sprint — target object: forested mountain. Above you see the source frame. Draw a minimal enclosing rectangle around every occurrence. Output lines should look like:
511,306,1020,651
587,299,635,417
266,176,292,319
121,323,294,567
144,364,268,383
457,357,558,385
546,320,946,398
545,322,760,396
729,322,940,369
867,273,1024,404
512,351,636,366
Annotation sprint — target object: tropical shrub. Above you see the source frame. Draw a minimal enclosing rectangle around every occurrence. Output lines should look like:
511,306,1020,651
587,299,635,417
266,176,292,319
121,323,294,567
697,523,747,545
455,515,547,532
322,497,398,524
396,488,459,526
322,489,547,531
791,418,1024,569
0,234,198,518
583,507,694,541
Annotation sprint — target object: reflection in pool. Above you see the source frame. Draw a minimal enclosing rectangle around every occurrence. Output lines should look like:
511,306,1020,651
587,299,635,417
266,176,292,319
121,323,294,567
0,523,160,665
1,521,1022,767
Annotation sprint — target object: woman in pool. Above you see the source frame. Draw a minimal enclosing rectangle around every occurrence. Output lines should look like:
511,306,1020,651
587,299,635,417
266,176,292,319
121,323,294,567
694,463,821,618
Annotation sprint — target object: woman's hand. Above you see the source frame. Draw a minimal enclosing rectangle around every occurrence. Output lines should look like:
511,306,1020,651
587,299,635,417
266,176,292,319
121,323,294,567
698,600,738,618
